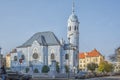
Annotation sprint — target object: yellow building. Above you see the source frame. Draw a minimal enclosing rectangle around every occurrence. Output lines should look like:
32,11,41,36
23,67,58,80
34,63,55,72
79,49,104,71
6,53,11,68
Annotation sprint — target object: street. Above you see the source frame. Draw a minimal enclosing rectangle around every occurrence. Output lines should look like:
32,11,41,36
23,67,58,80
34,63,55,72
31,76,120,80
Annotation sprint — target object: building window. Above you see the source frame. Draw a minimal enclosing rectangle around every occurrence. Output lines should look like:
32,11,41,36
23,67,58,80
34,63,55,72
51,53,55,60
21,55,25,60
65,54,69,60
77,26,79,30
84,64,85,67
14,56,17,61
74,26,76,30
80,60,82,63
80,65,82,67
84,60,85,63
33,53,38,59
68,26,71,31
96,58,98,62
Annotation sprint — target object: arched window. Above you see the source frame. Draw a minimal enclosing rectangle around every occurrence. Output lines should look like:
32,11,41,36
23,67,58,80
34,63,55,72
77,26,78,30
74,26,76,30
21,55,25,60
51,53,55,60
65,54,69,60
68,26,71,31
14,56,17,61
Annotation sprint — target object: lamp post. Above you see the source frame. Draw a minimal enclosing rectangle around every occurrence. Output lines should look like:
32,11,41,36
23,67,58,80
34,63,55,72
73,66,75,77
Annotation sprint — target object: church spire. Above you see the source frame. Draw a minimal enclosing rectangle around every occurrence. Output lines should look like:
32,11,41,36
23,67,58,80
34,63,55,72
72,0,75,14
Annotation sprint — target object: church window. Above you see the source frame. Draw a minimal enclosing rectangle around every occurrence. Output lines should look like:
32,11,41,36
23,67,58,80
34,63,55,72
65,54,69,60
33,53,38,59
77,26,78,30
68,26,71,31
51,53,55,60
21,55,25,60
74,26,76,30
14,56,17,61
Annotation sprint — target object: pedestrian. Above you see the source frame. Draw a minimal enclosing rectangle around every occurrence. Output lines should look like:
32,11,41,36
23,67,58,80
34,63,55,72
1,64,6,80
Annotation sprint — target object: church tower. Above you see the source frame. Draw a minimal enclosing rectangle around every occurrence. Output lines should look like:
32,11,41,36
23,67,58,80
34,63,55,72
67,0,79,70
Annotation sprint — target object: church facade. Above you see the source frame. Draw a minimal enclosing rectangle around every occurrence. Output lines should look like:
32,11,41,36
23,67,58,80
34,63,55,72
10,2,79,73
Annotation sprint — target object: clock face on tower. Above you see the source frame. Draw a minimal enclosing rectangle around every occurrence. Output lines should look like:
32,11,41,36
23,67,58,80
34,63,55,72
32,53,38,59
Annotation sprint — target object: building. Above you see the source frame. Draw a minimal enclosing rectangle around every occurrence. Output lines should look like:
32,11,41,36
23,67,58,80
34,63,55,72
8,1,80,73
114,47,120,72
0,54,3,67
6,49,17,68
79,49,104,71
6,54,11,68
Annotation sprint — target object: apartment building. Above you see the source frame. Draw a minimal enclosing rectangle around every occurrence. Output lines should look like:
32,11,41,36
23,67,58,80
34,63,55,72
79,49,104,71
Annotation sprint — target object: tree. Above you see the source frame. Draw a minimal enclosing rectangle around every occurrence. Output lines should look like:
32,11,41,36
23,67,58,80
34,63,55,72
65,65,69,73
56,62,60,73
34,68,39,73
87,63,98,72
109,47,120,62
98,61,113,72
42,65,50,73
109,53,117,62
25,67,29,73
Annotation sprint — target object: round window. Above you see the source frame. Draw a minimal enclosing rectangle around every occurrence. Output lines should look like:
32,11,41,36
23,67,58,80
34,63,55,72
33,53,38,59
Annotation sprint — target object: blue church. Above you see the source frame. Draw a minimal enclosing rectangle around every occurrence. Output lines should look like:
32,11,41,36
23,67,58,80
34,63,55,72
10,1,79,73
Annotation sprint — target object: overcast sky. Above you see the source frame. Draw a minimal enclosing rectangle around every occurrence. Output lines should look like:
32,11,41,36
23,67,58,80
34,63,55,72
0,0,120,60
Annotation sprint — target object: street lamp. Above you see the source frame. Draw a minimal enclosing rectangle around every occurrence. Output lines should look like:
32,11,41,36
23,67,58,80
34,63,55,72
73,66,76,76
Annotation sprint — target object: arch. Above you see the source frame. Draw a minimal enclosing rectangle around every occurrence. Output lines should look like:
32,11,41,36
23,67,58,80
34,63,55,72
21,54,25,60
65,54,69,60
14,56,17,61
51,53,55,60
68,26,71,31
74,26,76,30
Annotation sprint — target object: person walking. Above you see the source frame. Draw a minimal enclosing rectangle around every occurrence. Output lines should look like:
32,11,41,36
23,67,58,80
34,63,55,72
1,65,6,80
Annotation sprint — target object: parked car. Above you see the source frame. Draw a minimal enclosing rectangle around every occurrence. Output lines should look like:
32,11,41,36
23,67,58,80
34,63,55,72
5,70,32,80
75,71,87,79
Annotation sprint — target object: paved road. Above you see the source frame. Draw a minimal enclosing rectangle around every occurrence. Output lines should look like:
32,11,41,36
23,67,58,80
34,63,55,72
84,76,120,80
32,76,120,80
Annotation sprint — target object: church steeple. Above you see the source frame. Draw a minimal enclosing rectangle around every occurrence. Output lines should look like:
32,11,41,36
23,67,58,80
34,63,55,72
72,0,75,14
67,0,80,71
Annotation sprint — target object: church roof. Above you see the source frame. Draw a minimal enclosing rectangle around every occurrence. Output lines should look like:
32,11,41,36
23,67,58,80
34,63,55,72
17,31,60,48
68,13,79,22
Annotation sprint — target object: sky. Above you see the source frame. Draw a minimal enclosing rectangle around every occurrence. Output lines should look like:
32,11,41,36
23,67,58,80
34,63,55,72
0,0,120,60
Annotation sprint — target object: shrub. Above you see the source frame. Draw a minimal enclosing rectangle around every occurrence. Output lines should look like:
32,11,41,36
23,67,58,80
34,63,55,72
65,65,69,73
34,68,39,73
42,65,50,73
56,62,60,73
25,67,29,73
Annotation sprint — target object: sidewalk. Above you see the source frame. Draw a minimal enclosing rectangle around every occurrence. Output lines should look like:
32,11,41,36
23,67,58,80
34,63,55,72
32,78,74,80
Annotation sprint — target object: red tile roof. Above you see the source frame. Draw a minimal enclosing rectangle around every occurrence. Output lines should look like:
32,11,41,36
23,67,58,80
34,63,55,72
79,49,102,59
79,53,85,59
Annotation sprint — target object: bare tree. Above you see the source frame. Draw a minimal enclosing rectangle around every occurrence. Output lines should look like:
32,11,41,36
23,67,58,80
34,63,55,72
109,47,120,62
